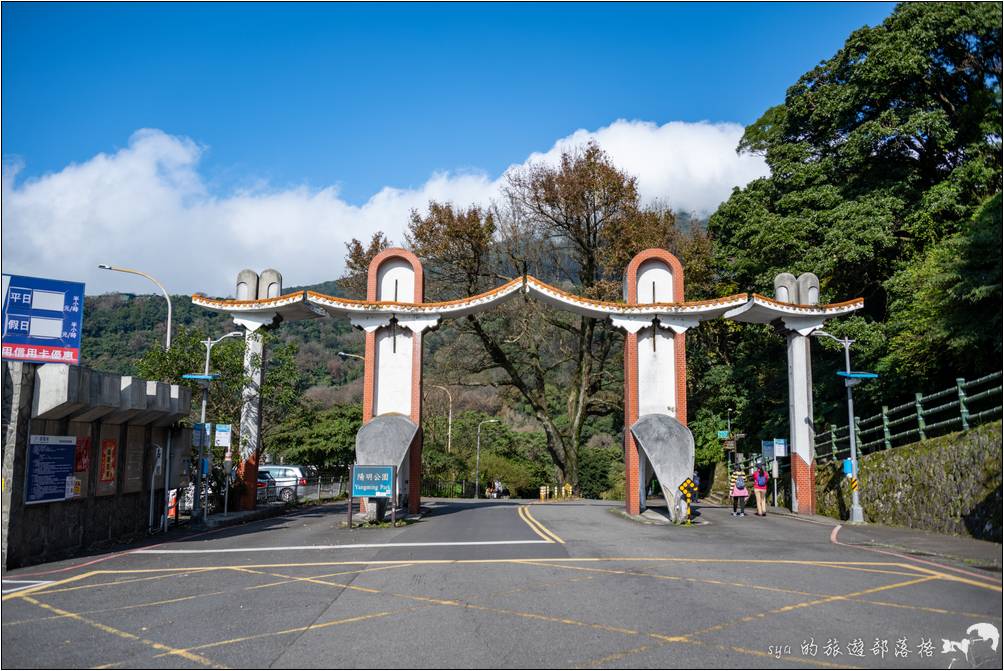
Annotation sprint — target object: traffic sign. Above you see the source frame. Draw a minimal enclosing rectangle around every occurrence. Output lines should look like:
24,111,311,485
351,465,395,498
214,424,232,448
842,458,854,476
723,439,736,451
773,438,787,456
717,430,730,440
2,274,85,365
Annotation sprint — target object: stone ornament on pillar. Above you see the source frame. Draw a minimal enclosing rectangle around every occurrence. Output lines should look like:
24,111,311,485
235,269,282,511
775,271,819,515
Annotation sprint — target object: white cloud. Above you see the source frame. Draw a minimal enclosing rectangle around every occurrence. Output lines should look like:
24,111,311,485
1,121,766,296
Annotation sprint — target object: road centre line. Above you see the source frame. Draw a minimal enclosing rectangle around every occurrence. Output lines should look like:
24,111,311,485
134,539,554,554
518,506,555,542
521,505,565,543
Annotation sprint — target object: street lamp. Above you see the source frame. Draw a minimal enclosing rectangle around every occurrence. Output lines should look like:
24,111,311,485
183,330,243,522
429,385,453,453
98,264,173,350
475,419,499,499
337,351,364,361
812,330,877,525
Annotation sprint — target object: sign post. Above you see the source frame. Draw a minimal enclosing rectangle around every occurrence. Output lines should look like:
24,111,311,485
2,274,85,364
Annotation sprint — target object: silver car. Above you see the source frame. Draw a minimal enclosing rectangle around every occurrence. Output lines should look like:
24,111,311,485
258,464,316,503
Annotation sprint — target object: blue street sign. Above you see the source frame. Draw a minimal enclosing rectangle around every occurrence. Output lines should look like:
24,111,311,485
2,274,85,365
837,371,879,379
761,440,775,461
843,458,854,476
351,465,395,498
717,430,730,440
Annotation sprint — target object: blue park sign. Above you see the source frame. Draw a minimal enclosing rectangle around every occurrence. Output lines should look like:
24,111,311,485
351,465,395,498
2,274,85,365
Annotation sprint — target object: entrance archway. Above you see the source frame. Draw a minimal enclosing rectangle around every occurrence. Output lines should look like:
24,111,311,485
194,248,862,517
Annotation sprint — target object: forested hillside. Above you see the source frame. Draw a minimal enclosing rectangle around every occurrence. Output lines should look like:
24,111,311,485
79,3,1001,497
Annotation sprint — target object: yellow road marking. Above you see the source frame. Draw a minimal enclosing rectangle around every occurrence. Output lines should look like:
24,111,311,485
36,569,213,595
518,506,554,542
522,505,565,543
168,609,411,654
2,564,415,628
21,596,227,669
1,570,98,601
687,576,938,638
574,644,653,668
3,590,229,627
903,564,1002,592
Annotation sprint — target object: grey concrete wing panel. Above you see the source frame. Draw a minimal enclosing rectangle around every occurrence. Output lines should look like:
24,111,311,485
630,413,695,522
71,371,122,422
32,364,90,419
355,413,419,469
103,376,148,425
131,381,171,426
153,385,191,427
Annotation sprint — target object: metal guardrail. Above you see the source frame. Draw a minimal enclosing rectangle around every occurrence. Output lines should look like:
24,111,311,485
727,372,1002,477
813,371,1002,463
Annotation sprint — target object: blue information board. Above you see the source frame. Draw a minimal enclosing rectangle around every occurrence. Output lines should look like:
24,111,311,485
351,465,395,498
2,274,85,365
761,440,774,461
25,435,77,504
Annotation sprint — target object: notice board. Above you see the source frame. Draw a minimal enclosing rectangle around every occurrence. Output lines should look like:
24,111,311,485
25,435,78,504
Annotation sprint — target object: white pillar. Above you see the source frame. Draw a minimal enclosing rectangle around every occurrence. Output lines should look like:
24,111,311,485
239,329,264,463
787,332,815,513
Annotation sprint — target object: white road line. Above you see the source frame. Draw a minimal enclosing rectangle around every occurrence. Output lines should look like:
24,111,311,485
1,580,52,594
135,540,554,554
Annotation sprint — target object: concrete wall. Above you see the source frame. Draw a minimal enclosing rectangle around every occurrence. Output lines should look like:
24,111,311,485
815,421,1002,541
2,361,192,569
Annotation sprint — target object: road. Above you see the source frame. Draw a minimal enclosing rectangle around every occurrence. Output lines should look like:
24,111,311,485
2,499,1001,669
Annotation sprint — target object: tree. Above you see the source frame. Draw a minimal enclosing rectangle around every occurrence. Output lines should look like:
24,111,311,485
267,403,362,469
707,3,1002,432
399,142,704,488
136,326,304,462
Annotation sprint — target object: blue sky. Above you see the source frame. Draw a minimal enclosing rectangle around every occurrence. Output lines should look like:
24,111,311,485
2,2,896,293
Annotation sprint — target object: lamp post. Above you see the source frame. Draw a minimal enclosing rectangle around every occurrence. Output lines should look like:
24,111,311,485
98,264,173,350
727,407,733,466
430,385,453,453
475,419,499,499
184,331,243,523
812,330,875,524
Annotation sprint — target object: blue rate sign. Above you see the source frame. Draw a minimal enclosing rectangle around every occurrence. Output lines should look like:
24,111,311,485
2,274,85,365
351,465,394,498
25,435,78,504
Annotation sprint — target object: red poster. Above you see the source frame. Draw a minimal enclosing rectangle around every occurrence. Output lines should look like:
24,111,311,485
99,439,117,482
74,436,91,472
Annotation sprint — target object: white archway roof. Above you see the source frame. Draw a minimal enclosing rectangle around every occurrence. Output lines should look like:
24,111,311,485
192,276,862,334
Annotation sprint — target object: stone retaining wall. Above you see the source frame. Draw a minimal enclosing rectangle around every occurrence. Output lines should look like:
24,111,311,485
815,421,1002,541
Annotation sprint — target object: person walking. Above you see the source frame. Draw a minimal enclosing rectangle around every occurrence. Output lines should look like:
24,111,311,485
752,462,769,516
729,465,749,516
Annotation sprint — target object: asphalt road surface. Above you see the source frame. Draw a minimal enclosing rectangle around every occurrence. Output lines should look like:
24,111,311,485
2,499,1001,669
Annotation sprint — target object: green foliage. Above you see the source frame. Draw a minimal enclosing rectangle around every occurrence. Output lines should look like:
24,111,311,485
577,445,619,499
601,459,625,501
134,326,303,460
706,3,1002,435
689,408,726,468
267,403,361,469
